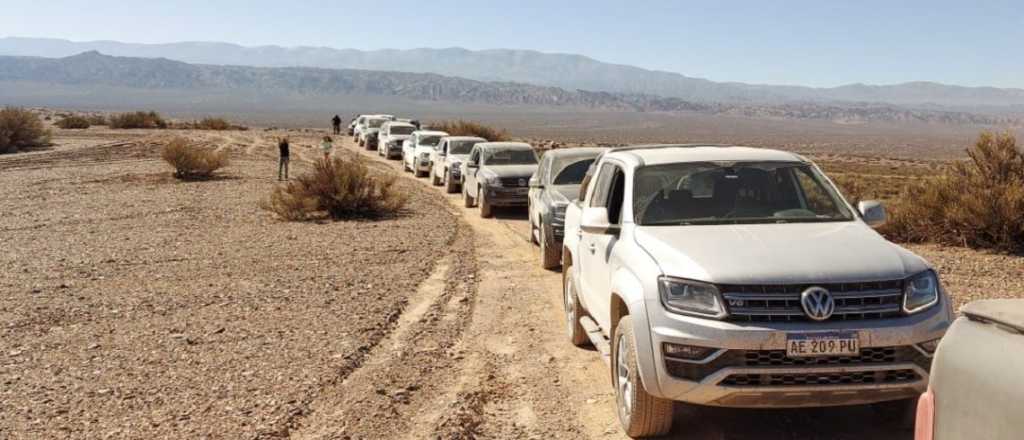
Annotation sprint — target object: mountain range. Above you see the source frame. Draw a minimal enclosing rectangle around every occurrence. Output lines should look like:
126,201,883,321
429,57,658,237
0,51,1018,127
3,37,1024,110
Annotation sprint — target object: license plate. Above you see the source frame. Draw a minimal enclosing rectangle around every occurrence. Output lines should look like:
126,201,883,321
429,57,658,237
786,331,860,357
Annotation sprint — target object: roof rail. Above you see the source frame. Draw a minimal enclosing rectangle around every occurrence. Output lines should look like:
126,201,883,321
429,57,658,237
606,143,733,153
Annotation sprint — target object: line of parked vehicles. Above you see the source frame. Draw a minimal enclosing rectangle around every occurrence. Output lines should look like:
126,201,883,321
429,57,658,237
347,113,1022,440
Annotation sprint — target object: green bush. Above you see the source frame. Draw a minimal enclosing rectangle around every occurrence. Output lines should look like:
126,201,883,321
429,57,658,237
427,120,510,141
109,111,167,129
262,157,408,221
0,107,51,154
161,137,229,179
86,115,108,126
56,115,91,129
882,131,1024,251
175,117,247,131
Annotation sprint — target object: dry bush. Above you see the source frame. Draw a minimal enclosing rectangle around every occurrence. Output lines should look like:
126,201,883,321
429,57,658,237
175,117,247,131
427,120,510,141
86,114,108,126
882,131,1024,251
263,157,407,221
109,111,168,129
161,137,230,180
55,115,91,129
0,107,51,154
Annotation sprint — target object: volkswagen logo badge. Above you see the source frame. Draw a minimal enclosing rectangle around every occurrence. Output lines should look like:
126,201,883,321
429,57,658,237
518,178,527,187
800,287,835,321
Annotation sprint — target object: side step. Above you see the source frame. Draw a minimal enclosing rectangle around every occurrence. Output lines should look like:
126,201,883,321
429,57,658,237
579,316,611,367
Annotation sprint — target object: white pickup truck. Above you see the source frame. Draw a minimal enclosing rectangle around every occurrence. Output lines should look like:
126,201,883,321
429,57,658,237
561,144,952,438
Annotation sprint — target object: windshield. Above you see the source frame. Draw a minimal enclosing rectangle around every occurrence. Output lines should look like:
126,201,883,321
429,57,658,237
483,149,538,166
552,158,595,185
449,140,480,155
389,126,415,135
418,135,443,147
368,119,386,128
633,161,854,225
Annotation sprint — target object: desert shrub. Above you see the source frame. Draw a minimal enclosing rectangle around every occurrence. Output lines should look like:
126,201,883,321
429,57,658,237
0,107,51,154
56,115,91,129
86,115,108,126
174,117,247,131
109,111,167,129
882,131,1024,251
427,120,510,141
161,137,230,179
262,157,407,220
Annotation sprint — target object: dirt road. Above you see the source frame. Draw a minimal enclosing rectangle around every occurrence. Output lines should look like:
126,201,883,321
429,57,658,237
17,128,1019,439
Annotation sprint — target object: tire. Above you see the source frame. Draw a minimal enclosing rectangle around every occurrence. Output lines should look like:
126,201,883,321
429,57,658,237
431,167,442,186
415,168,426,178
540,224,560,270
444,171,459,194
612,315,674,438
463,185,475,208
871,398,918,431
529,215,540,245
479,189,493,218
563,265,590,347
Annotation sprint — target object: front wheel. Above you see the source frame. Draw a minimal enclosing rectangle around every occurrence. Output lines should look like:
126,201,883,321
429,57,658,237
445,172,459,194
612,315,674,438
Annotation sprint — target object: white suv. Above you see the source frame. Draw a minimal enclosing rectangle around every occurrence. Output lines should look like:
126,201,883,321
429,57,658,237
429,136,486,192
561,144,952,438
402,130,449,177
378,121,417,159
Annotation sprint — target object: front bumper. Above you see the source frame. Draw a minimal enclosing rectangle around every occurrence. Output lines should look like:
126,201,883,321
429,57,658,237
483,185,529,206
644,298,950,407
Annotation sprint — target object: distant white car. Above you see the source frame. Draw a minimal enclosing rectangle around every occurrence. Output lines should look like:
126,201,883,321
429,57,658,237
429,136,487,192
402,130,449,177
378,121,417,159
355,115,392,147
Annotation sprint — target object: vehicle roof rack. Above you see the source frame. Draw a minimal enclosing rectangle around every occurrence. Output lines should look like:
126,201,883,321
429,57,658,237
606,143,734,153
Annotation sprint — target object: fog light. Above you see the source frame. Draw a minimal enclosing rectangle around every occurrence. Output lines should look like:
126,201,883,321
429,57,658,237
917,338,942,354
662,343,716,361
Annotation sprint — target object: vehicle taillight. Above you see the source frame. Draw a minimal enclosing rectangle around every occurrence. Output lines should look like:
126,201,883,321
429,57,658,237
914,388,934,440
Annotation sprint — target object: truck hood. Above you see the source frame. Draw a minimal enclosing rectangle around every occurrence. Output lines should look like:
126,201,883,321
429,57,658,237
549,184,582,203
385,135,411,142
482,164,538,178
633,222,929,284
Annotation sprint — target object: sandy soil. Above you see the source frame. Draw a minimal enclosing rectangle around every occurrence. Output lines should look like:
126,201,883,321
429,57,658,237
3,126,1023,439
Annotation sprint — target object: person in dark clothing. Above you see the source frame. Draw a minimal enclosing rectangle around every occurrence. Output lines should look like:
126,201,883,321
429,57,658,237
331,115,342,135
278,137,290,180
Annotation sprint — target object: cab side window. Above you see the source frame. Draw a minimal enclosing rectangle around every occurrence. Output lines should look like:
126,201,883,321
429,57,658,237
589,163,625,224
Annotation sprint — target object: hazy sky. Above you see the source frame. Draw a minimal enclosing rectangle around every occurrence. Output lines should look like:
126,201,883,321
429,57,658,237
3,0,1023,88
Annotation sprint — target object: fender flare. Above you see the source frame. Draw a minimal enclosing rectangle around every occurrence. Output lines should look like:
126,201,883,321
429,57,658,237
610,269,663,398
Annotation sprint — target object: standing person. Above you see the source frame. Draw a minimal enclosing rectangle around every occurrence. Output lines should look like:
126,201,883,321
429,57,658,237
331,115,342,135
320,135,334,161
277,137,290,180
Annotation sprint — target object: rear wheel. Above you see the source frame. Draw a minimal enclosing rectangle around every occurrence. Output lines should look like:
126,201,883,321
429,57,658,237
612,315,674,438
444,171,459,193
479,188,493,218
562,266,590,347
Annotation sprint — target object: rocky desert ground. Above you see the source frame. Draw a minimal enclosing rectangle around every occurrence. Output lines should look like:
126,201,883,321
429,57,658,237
3,122,1024,440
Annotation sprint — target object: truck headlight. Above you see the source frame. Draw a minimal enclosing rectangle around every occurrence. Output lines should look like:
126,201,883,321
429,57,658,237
658,277,726,319
903,270,939,314
483,174,501,187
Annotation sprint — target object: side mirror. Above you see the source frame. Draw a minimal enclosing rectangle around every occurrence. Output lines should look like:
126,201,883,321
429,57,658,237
581,207,617,234
466,161,478,169
858,200,887,228
529,177,543,189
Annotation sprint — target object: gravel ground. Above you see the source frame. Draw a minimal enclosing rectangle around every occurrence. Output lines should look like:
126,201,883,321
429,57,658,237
0,129,462,439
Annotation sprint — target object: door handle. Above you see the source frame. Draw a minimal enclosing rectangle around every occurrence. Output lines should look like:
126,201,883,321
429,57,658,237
588,243,596,254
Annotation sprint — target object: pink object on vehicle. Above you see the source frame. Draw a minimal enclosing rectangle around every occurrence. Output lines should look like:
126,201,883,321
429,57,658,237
915,388,934,440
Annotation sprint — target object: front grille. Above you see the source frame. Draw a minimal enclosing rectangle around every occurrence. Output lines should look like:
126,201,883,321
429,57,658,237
720,369,921,387
499,177,528,187
664,346,930,382
722,280,904,322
